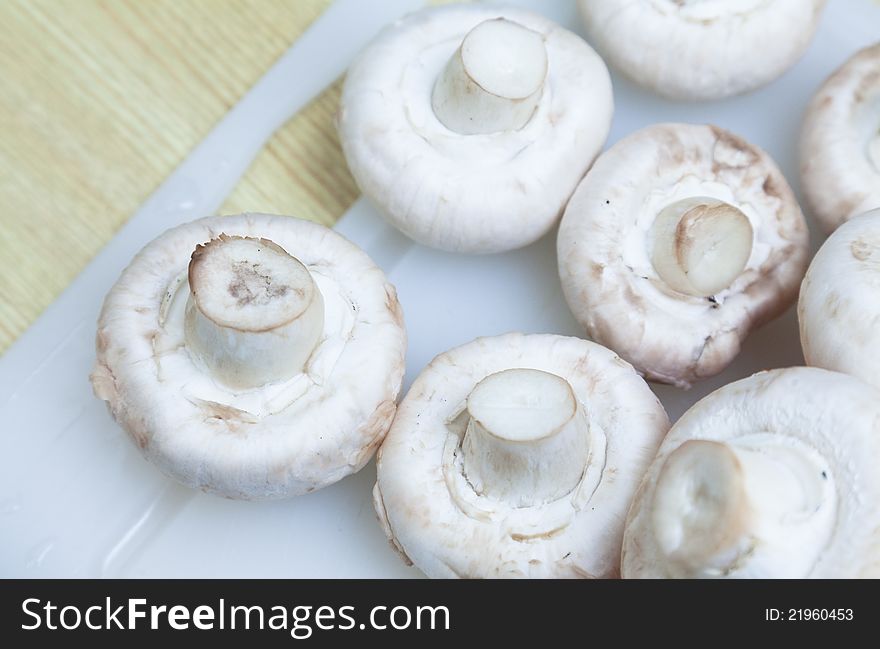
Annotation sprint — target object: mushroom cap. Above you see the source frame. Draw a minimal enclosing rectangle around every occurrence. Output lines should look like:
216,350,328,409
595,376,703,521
557,123,809,388
799,209,880,391
622,367,880,578
373,333,669,578
800,43,880,233
578,0,826,101
338,4,613,254
90,214,406,499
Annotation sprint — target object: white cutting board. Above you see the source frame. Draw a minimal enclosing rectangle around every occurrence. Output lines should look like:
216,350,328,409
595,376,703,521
1,0,877,578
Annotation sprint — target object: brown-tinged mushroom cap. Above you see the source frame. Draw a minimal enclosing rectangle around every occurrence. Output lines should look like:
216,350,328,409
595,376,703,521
90,213,406,499
373,333,669,578
800,43,880,233
557,123,809,388
579,0,827,101
622,367,880,578
338,4,613,253
799,208,880,390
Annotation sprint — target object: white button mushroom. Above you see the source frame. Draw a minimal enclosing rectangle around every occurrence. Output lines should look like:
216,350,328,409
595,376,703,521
338,5,614,253
622,368,880,578
578,0,827,101
90,214,406,499
799,208,880,391
800,43,880,233
373,333,669,578
558,123,809,388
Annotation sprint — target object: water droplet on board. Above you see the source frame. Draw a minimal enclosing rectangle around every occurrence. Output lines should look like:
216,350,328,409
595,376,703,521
0,498,21,515
26,539,55,569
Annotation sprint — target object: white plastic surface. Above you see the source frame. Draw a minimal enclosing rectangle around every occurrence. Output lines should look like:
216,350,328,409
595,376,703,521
1,0,877,578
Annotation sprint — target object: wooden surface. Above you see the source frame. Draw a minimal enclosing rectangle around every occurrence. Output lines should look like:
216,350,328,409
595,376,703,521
0,0,360,355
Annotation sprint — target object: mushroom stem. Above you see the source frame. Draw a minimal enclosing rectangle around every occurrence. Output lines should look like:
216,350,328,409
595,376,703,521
650,197,754,297
184,235,324,390
461,368,589,507
869,130,880,173
651,439,832,577
432,18,548,135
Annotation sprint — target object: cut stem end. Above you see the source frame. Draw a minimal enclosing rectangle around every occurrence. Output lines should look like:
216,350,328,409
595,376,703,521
651,198,754,298
184,235,324,389
432,18,547,135
650,437,835,578
461,368,589,507
651,440,750,572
